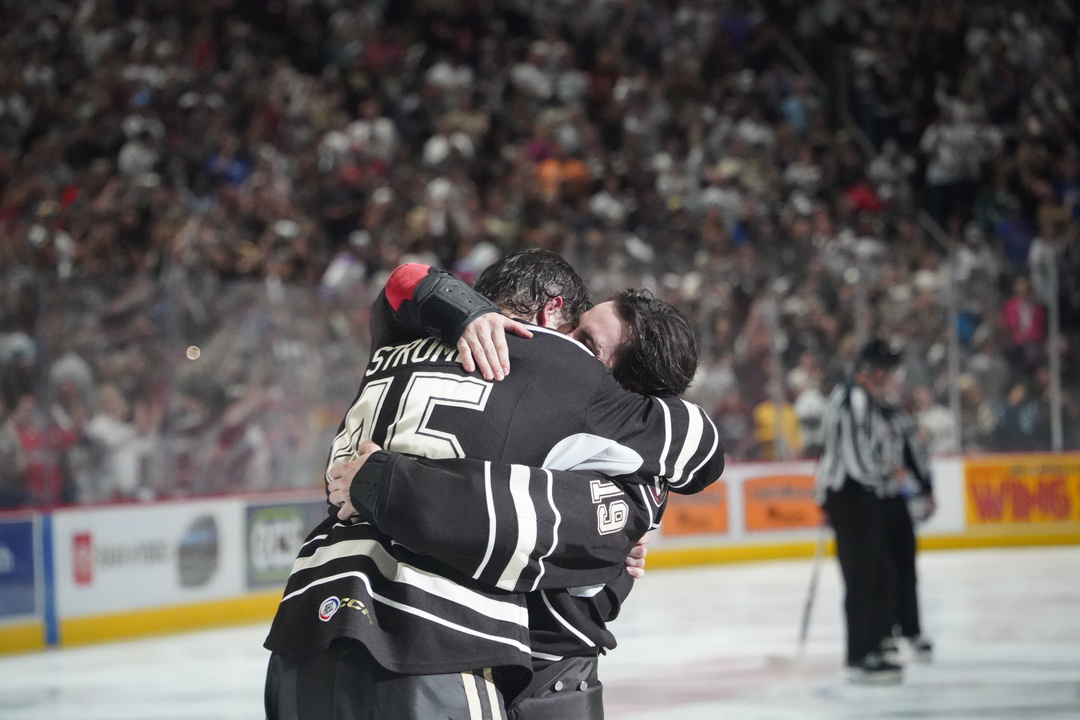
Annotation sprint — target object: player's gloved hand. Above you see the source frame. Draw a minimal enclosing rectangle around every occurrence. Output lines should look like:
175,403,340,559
456,313,532,382
327,440,387,523
625,531,652,579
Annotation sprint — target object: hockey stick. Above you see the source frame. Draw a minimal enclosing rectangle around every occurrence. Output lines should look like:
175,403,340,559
767,522,828,671
795,522,828,665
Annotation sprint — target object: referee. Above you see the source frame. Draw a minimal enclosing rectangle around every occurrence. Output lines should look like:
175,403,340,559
814,339,911,684
879,399,936,664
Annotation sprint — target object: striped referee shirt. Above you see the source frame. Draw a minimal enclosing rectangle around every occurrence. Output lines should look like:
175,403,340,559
879,403,933,498
812,379,889,505
814,379,933,502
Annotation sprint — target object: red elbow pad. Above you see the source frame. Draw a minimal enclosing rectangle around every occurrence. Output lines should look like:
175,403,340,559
386,264,433,310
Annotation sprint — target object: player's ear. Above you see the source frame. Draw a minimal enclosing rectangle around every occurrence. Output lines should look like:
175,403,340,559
537,296,564,329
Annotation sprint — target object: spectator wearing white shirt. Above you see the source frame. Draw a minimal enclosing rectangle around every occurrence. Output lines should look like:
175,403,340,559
867,138,917,213
347,95,398,163
700,165,744,232
509,45,554,102
0,73,33,149
117,130,159,179
424,51,475,99
421,116,475,167
783,142,824,196
84,384,157,502
911,385,958,456
589,175,631,228
792,374,827,458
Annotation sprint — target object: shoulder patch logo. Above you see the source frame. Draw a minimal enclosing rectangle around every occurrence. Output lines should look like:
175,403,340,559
318,596,341,622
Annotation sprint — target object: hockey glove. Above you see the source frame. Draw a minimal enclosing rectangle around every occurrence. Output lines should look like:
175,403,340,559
349,450,393,525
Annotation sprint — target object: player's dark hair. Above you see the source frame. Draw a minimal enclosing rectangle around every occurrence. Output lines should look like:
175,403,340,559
473,248,592,325
610,289,698,397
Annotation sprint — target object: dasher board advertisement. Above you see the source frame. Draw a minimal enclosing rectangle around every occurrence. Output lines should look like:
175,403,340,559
965,453,1080,525
245,499,327,590
741,474,821,532
51,500,245,618
662,480,729,536
0,516,38,620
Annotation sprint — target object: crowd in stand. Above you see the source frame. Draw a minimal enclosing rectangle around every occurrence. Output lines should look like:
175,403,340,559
0,0,1078,508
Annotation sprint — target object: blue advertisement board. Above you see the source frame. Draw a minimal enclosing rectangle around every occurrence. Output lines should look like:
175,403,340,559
0,517,38,619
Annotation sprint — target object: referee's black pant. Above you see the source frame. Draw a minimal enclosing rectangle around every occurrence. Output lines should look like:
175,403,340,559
882,494,921,640
823,478,891,666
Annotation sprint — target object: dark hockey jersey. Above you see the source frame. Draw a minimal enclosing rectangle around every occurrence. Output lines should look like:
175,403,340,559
264,266,724,678
366,452,673,664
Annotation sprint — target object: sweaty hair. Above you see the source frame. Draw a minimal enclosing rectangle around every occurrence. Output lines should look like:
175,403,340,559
473,248,592,326
610,289,699,397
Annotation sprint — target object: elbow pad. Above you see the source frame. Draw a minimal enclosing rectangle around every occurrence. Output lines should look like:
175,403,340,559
406,272,499,345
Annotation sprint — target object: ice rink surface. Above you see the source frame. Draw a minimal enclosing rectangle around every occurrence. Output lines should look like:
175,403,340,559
1,545,1077,720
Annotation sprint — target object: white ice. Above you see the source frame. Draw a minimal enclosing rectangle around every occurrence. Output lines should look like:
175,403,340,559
1,545,1077,720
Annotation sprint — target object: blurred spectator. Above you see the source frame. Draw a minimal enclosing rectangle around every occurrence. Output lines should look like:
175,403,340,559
866,138,917,213
589,175,633,229
752,380,803,461
421,116,475,168
911,385,958,457
995,198,1036,280
918,105,971,227
346,95,398,165
712,387,757,462
993,379,1051,452
1053,154,1080,221
0,395,27,508
537,140,591,202
117,130,160,180
952,222,1002,340
1027,222,1061,308
957,374,999,453
965,329,1011,407
792,374,827,459
11,390,79,507
84,383,159,503
999,274,1047,377
0,0,1076,509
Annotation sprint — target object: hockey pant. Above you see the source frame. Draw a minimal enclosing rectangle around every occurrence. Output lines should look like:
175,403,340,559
507,655,603,720
265,639,508,720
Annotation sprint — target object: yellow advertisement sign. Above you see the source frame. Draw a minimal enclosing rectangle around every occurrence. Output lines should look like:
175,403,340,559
965,454,1080,525
743,475,822,532
662,480,728,536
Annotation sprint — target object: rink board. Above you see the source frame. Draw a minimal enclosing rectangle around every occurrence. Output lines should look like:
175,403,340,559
652,452,1080,559
1,453,1078,654
0,492,323,654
